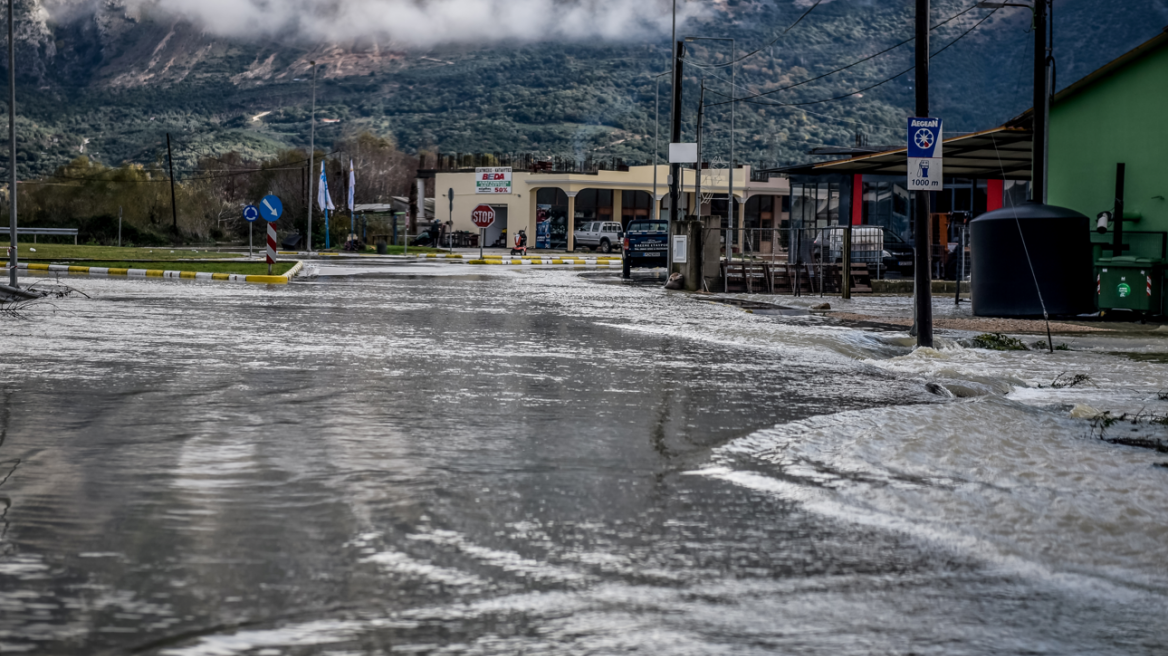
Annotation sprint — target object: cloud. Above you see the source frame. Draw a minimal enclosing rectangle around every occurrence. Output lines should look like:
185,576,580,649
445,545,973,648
113,0,702,47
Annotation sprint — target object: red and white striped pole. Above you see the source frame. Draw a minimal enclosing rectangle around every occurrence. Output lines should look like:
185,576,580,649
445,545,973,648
266,223,277,275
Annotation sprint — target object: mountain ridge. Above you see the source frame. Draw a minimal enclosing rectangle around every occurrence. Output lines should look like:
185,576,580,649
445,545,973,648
1,0,1166,178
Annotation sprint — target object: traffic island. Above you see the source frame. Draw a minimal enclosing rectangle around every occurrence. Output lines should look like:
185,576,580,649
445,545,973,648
7,261,304,285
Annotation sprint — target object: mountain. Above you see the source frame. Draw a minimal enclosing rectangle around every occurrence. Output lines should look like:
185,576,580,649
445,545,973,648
1,0,1166,179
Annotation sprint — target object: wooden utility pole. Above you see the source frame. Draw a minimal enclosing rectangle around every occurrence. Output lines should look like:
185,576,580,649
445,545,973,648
913,0,934,348
166,133,178,246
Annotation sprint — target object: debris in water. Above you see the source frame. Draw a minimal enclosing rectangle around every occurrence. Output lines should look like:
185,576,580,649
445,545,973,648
664,273,684,290
1034,340,1070,351
811,302,831,311
1050,373,1094,389
971,333,1029,351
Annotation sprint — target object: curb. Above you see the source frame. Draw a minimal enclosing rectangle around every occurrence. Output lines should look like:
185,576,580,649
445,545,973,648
9,260,305,285
467,256,621,263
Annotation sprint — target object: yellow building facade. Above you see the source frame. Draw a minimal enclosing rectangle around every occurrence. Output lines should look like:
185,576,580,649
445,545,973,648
435,165,790,251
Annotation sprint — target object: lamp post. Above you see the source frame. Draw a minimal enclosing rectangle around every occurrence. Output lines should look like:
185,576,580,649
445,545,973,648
978,1,1050,202
7,0,17,287
684,36,736,264
652,71,669,222
307,60,317,253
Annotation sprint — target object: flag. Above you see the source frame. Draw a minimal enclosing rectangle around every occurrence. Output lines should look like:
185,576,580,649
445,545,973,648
317,161,335,211
347,159,355,213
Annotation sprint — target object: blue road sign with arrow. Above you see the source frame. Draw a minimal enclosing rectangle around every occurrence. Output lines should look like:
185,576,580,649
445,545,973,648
243,205,260,223
260,195,284,222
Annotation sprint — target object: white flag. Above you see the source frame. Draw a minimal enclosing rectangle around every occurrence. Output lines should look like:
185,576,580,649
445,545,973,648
347,160,355,213
317,161,335,211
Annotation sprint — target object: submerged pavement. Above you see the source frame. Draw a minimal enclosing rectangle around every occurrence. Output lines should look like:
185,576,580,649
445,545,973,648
1,262,1166,654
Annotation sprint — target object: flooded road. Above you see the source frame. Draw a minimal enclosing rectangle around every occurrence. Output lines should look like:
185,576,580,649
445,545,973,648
1,263,1166,654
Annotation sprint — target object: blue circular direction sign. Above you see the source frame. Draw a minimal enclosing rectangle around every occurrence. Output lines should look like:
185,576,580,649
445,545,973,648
259,195,284,222
243,205,260,223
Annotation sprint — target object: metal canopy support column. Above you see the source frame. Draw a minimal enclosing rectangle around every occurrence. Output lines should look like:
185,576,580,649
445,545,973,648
566,191,577,252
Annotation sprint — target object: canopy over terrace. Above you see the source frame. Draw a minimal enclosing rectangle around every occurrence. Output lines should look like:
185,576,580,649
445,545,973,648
795,126,1034,181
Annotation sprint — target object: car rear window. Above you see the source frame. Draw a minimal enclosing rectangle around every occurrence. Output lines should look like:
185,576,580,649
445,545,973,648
628,221,668,232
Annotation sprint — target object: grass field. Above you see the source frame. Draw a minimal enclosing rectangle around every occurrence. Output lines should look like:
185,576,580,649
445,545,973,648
66,261,297,275
12,244,242,261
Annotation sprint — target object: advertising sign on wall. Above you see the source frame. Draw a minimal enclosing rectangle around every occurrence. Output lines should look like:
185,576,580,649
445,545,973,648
476,167,513,194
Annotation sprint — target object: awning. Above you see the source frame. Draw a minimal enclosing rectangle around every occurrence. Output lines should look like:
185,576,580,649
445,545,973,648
775,126,1033,180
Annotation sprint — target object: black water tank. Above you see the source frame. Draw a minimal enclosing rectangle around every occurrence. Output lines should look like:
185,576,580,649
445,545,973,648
971,201,1095,317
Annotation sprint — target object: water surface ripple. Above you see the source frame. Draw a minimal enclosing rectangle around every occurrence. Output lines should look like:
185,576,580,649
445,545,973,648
1,265,1165,654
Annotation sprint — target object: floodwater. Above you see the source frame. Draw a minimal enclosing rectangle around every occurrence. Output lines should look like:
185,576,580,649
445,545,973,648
1,262,1166,655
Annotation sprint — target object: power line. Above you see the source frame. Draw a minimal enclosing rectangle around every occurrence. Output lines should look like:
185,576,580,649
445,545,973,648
681,0,825,70
704,1,988,107
708,6,1000,109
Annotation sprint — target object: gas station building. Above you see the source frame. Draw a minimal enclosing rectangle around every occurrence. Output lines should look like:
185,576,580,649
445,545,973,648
434,164,789,251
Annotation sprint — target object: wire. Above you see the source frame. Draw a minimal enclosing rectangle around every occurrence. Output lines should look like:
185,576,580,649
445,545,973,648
708,6,1000,109
703,1,989,107
989,131,1054,353
681,0,826,70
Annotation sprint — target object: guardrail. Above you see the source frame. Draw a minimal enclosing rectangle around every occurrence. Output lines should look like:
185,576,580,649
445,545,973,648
15,228,79,244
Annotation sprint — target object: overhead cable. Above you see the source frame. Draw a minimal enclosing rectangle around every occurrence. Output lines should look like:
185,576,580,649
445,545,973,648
702,1,987,106
708,7,1000,109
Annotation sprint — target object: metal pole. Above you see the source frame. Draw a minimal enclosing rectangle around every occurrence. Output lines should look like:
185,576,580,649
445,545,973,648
479,228,484,260
668,41,684,273
308,61,317,253
6,0,15,287
118,206,122,248
695,80,704,227
913,0,934,348
653,74,660,222
729,39,735,266
249,221,253,259
1114,163,1126,258
1032,0,1047,202
166,133,178,246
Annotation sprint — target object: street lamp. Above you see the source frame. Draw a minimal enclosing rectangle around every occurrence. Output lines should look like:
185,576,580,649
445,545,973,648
307,60,317,254
685,36,736,264
7,0,17,287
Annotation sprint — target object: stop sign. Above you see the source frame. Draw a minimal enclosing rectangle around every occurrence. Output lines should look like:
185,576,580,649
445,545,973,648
471,204,496,229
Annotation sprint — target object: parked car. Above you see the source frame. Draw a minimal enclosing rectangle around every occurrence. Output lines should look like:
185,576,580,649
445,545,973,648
573,221,624,253
880,230,916,278
622,219,669,278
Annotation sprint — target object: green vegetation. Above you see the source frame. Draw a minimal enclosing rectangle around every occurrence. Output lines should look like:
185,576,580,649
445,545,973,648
14,244,241,261
971,333,1029,351
1,1,1161,182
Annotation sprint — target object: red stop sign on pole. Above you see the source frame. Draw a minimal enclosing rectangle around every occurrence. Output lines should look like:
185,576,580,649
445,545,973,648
471,205,496,229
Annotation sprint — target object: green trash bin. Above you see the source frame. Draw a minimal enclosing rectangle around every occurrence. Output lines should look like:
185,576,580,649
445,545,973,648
1096,255,1164,314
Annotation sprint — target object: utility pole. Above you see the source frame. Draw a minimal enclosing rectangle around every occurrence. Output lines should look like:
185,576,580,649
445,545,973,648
1034,0,1048,203
308,61,317,253
694,80,705,226
669,42,685,228
8,0,17,287
166,133,178,246
913,0,934,348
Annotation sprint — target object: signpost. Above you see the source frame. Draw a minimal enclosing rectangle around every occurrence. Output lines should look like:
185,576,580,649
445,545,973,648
475,167,512,195
243,204,259,259
471,204,496,260
259,195,282,275
907,117,943,191
447,188,455,253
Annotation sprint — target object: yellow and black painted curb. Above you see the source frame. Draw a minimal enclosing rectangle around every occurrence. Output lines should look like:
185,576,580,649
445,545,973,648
468,259,618,267
9,260,305,285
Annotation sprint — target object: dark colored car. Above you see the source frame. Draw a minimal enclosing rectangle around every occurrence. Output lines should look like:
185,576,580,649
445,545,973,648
622,219,669,278
881,230,916,278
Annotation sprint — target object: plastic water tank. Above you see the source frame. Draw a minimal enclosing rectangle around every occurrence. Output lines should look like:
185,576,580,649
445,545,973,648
971,201,1095,317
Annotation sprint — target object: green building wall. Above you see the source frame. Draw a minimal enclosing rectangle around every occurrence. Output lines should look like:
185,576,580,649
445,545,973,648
1049,42,1168,259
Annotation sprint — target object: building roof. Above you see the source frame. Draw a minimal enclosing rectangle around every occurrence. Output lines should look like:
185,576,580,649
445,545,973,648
1009,26,1168,129
1055,27,1168,104
772,126,1034,180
